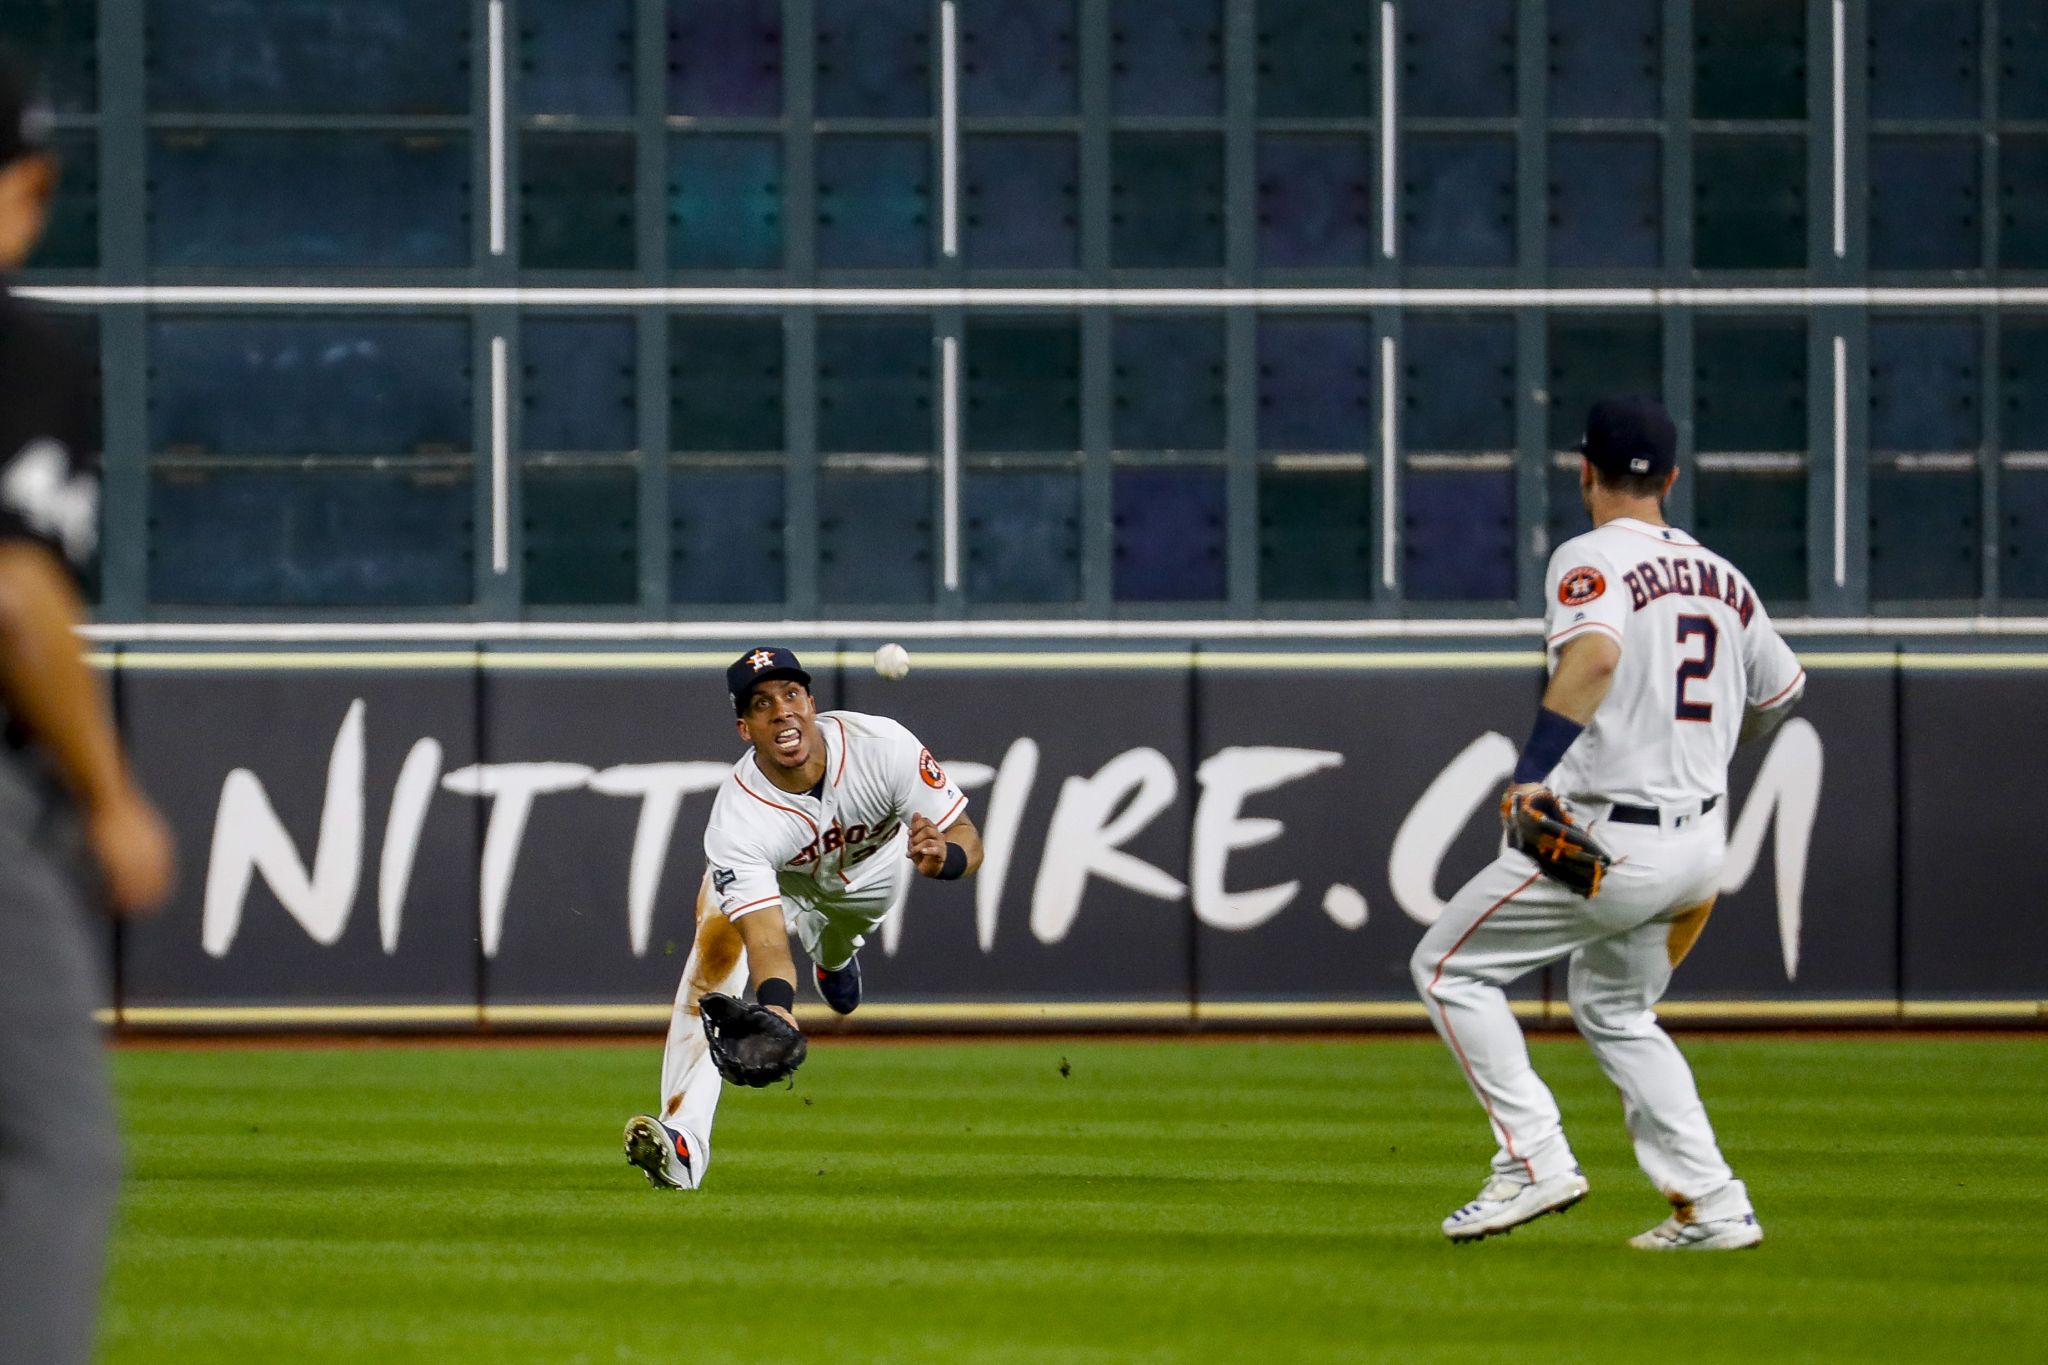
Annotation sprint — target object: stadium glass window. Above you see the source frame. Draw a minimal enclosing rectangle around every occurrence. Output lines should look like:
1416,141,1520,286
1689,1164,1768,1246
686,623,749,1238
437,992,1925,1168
965,317,1080,453
1692,133,1804,271
816,135,932,270
964,469,1082,604
819,470,933,606
1256,0,1370,118
149,131,469,268
670,315,783,455
1867,320,1982,603
814,0,930,119
1869,138,1980,272
28,130,95,270
1402,317,1516,603
149,317,471,457
1111,134,1224,270
958,0,1075,117
2000,137,2048,271
519,0,633,117
1402,135,1515,269
1111,0,1222,117
818,316,933,455
1257,136,1372,269
145,0,468,115
669,135,783,271
149,466,474,608
521,131,636,271
0,0,96,111
1113,466,1227,603
962,135,1078,270
1867,0,1979,120
2001,318,2048,600
522,463,638,608
1999,0,2048,120
667,0,782,116
1402,0,1514,119
1693,318,1809,604
1692,0,1805,121
1548,135,1660,270
1548,0,1660,119
1259,465,1373,603
1256,316,1374,454
1112,315,1225,454
671,468,784,606
522,318,636,455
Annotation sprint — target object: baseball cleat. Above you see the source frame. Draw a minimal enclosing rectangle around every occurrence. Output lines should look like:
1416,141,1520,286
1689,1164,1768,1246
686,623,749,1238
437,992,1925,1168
1628,1212,1762,1251
623,1115,697,1190
813,954,861,1015
1442,1169,1590,1242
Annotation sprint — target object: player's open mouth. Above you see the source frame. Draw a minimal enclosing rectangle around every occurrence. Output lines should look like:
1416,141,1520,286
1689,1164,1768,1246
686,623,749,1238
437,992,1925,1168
773,727,803,757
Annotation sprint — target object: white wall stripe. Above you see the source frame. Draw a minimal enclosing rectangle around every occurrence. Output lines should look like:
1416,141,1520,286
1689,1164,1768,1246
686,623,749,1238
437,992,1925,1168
941,334,961,591
939,0,960,260
1379,334,1397,589
71,617,2048,643
1831,0,1847,260
1379,0,1397,260
489,334,510,574
486,0,508,258
1832,333,1848,588
24,284,2048,309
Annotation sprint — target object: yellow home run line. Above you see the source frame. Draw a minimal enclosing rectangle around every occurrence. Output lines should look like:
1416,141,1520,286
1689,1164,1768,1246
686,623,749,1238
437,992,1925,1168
89,650,2048,673
97,999,2044,1028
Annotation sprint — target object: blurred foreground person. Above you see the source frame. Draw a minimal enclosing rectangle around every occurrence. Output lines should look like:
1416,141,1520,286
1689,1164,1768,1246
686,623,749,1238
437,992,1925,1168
0,54,175,1365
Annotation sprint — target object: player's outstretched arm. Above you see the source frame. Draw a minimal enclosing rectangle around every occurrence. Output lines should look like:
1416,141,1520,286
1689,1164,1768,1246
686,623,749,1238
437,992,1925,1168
729,904,801,1028
0,542,174,915
907,811,982,880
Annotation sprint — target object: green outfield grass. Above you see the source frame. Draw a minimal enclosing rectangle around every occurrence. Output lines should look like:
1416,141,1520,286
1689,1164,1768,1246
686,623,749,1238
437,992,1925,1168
103,1035,2045,1364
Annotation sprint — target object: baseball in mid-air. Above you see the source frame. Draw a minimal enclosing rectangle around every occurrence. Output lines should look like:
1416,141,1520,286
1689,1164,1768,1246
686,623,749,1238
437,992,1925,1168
873,642,912,680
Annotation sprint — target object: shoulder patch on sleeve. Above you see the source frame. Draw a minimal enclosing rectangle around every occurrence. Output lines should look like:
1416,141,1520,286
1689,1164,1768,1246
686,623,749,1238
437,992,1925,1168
918,747,948,789
1558,566,1606,607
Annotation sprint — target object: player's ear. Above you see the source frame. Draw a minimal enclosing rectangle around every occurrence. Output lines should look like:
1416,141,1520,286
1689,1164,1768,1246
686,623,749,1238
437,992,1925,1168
1661,467,1679,499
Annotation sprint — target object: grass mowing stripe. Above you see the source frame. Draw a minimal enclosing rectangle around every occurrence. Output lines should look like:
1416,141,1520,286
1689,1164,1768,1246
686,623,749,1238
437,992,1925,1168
101,1039,2047,1364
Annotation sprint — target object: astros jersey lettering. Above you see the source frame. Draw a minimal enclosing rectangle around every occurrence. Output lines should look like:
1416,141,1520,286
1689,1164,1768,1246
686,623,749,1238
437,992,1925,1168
1541,517,1805,807
704,710,967,923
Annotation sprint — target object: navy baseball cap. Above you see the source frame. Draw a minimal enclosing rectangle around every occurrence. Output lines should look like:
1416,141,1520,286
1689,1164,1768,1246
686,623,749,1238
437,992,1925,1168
727,646,812,714
0,53,53,168
1580,396,1677,478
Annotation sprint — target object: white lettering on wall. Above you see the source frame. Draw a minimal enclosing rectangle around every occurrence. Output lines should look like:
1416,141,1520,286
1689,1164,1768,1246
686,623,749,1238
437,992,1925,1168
441,762,596,957
378,737,442,954
587,763,732,957
1030,747,1186,944
1190,746,1343,931
1719,718,1824,979
1388,732,1517,927
202,698,367,957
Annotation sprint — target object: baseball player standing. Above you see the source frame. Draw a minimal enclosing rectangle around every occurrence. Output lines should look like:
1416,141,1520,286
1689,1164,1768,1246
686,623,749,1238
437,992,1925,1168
624,646,982,1189
1412,396,1805,1250
0,55,176,1365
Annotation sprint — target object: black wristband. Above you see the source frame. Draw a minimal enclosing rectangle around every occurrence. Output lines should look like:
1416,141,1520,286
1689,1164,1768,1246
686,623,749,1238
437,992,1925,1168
1512,706,1586,785
936,840,968,880
755,978,796,1011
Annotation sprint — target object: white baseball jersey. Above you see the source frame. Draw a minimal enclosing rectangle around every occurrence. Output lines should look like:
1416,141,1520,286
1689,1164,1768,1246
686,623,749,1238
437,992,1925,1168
1541,517,1805,808
703,710,967,922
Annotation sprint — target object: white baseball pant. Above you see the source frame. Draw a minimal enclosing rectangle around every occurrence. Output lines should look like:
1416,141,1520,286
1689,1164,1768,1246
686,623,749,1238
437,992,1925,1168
655,843,912,1181
1411,806,1750,1211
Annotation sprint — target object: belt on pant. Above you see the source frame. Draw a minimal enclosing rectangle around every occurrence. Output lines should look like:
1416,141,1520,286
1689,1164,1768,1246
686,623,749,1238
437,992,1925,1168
1606,794,1718,826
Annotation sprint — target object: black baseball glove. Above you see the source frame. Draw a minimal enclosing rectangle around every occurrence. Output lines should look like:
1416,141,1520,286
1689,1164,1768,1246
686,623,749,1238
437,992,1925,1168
1503,789,1613,898
699,992,808,1087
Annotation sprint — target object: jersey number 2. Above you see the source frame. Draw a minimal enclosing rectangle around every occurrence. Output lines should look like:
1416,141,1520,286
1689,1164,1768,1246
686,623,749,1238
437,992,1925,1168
1674,615,1718,721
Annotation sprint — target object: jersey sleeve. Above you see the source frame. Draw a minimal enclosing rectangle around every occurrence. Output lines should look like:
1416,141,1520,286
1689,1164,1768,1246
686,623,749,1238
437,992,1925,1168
1543,542,1629,652
702,817,783,922
874,716,969,830
1740,599,1806,711
0,323,103,578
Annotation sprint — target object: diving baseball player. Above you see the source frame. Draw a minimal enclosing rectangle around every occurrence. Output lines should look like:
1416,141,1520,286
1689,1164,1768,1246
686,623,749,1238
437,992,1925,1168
1413,396,1805,1250
624,646,982,1189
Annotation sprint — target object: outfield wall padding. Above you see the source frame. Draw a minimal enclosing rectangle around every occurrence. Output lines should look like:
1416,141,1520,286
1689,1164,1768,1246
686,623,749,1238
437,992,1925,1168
94,640,2045,1027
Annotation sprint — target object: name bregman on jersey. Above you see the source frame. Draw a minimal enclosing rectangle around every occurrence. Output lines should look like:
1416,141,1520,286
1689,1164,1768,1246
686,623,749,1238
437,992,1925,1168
1620,555,1756,625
